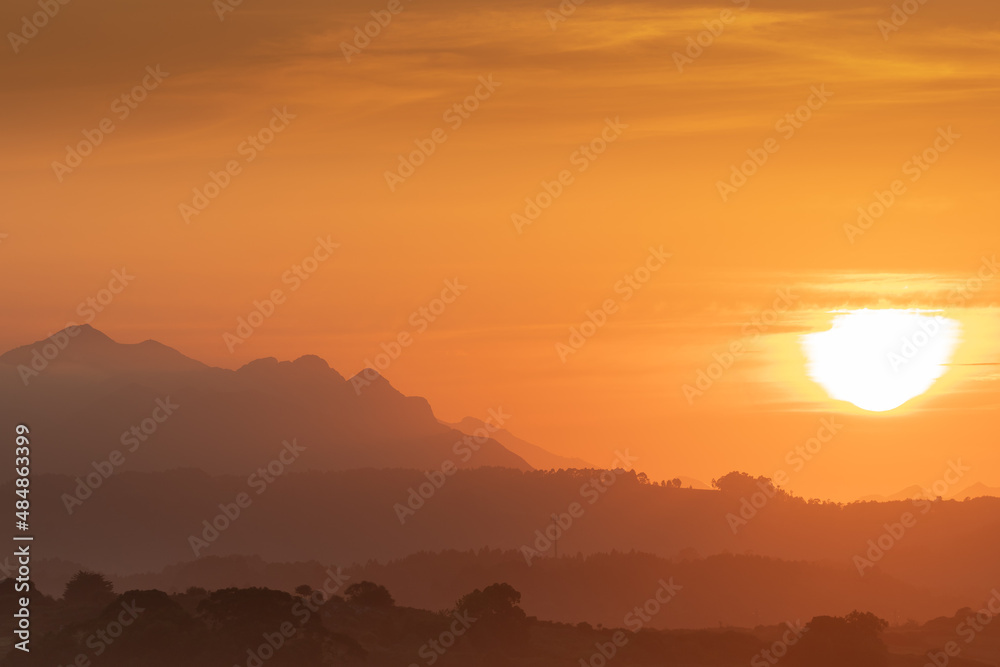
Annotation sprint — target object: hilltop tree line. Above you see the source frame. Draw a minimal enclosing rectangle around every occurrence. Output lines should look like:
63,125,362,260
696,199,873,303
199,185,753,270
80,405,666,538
1,569,892,666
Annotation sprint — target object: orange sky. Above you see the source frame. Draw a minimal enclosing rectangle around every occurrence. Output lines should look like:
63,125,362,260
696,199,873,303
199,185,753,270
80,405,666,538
2,0,999,500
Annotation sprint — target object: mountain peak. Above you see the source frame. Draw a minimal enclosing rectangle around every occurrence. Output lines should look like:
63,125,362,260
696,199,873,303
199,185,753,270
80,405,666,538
0,326,205,372
236,355,344,384
70,323,116,343
292,354,330,371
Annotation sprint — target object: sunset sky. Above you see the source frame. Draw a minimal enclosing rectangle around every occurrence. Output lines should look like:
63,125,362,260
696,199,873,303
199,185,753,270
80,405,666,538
2,0,999,500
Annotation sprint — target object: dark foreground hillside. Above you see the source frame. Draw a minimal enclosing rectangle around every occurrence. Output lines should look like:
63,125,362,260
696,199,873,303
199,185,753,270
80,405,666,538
92,550,954,630
6,574,986,667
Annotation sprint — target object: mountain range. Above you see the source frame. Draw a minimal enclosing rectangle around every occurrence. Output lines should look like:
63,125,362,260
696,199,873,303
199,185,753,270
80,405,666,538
0,325,594,478
857,481,1000,502
3,326,1000,628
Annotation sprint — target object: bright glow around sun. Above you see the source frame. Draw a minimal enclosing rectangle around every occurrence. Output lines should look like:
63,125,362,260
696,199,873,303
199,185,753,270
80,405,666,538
801,309,961,412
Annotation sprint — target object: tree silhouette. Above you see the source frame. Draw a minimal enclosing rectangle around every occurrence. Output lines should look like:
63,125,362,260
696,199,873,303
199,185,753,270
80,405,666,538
63,570,115,607
786,611,889,667
845,610,889,635
712,471,791,500
197,587,304,630
456,582,522,618
455,583,528,648
344,581,394,608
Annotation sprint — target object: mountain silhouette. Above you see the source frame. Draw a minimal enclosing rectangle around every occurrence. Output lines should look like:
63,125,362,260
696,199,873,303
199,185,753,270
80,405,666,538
949,481,1000,500
0,324,207,373
858,481,1000,503
0,326,532,476
446,416,593,470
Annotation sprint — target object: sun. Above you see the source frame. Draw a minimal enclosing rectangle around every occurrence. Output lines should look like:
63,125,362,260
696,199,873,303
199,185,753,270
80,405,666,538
800,309,962,412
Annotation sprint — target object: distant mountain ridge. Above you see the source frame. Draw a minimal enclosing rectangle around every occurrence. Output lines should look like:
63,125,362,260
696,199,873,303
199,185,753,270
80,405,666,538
442,418,710,488
445,416,593,470
857,481,1000,502
951,481,1000,499
0,325,534,476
